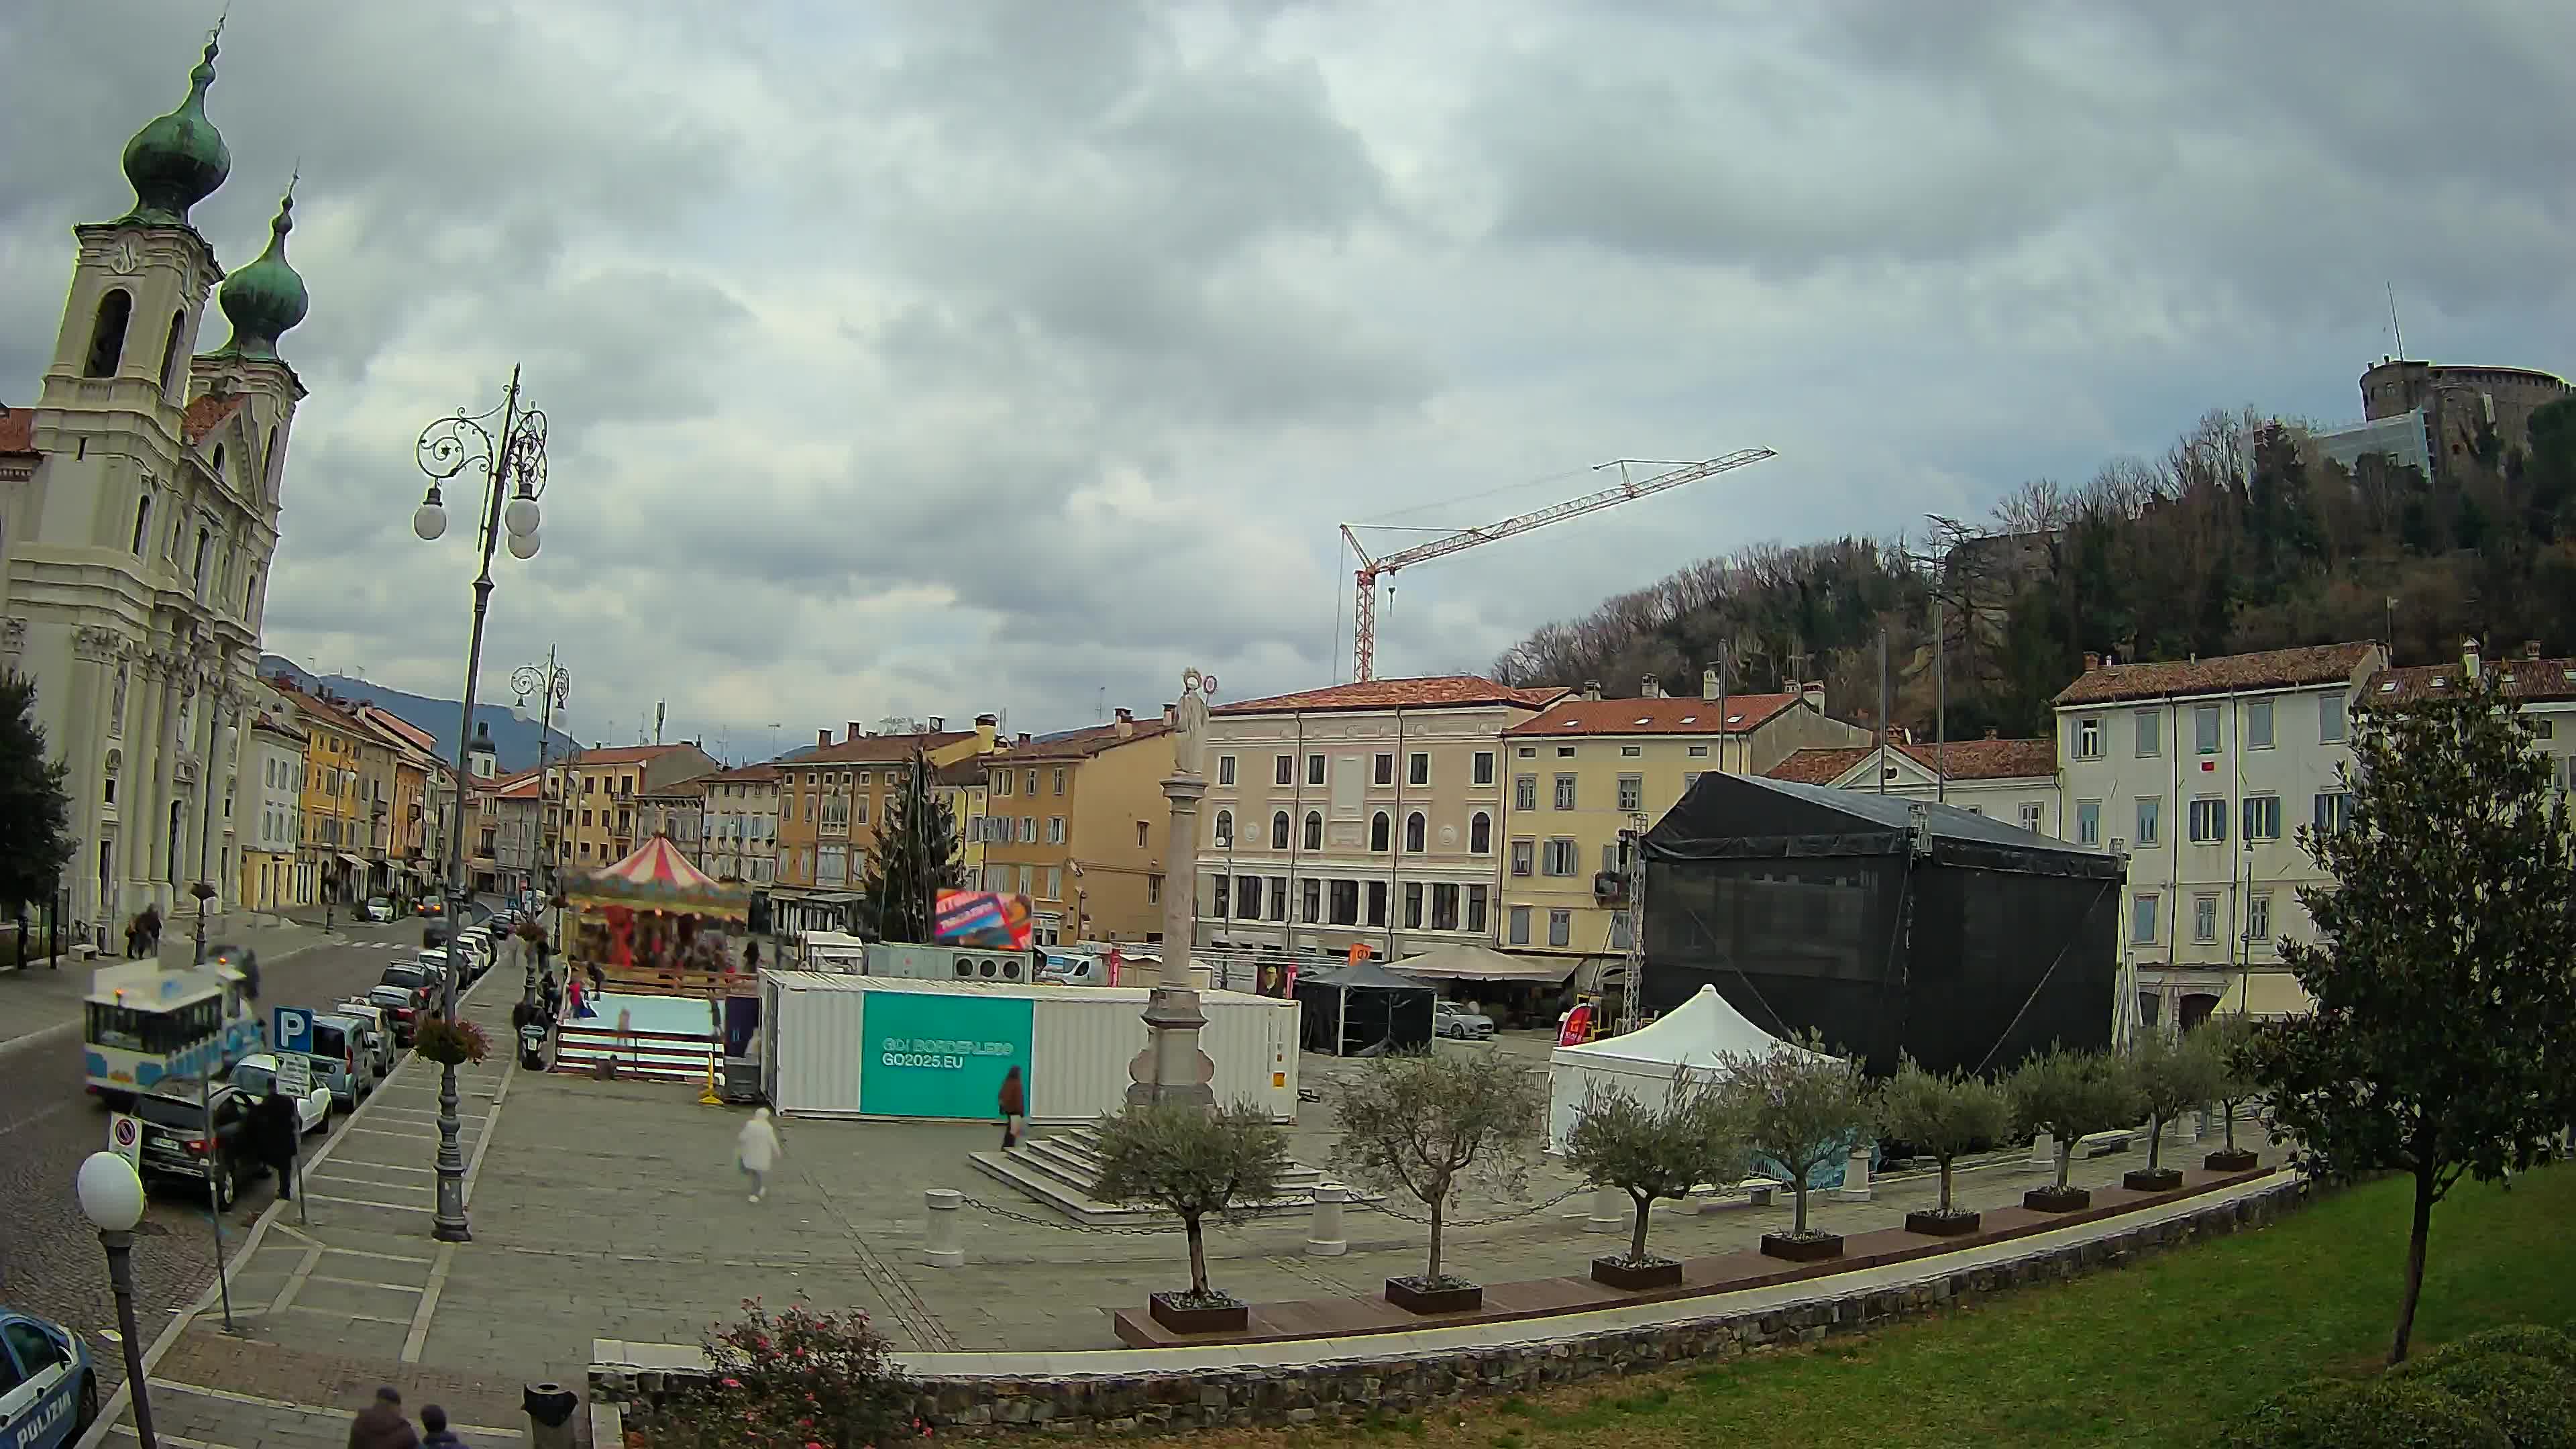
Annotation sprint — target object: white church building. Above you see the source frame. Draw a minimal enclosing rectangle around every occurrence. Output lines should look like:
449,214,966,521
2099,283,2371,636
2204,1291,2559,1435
0,29,309,945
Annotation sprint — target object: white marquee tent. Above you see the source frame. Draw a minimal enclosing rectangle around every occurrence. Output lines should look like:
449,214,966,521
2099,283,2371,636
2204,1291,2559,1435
1545,983,1837,1152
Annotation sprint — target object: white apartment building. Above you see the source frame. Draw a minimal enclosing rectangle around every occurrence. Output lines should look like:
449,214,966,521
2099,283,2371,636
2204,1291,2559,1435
1194,676,1564,962
2373,641,2576,787
241,714,305,910
2053,641,2385,1028
702,762,780,885
1766,734,2061,833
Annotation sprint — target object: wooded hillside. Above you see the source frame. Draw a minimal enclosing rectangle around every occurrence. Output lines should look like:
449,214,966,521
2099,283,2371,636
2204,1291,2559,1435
1491,399,2576,739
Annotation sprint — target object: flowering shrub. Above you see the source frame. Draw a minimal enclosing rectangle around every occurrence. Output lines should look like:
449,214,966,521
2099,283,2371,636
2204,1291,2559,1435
657,1299,912,1449
411,1018,490,1066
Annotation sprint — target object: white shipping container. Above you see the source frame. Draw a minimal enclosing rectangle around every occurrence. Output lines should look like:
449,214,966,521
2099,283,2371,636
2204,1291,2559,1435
759,971,1299,1122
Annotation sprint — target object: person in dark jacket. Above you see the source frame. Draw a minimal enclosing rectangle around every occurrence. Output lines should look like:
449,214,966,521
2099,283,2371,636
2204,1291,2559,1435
348,1386,419,1449
998,1066,1026,1149
417,1404,462,1449
252,1091,302,1199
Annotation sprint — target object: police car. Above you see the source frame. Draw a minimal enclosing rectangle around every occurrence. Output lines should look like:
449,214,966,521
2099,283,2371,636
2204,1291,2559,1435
0,1307,97,1449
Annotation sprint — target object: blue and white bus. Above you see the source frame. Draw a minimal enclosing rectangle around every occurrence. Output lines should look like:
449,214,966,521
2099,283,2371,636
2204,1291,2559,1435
82,959,264,1108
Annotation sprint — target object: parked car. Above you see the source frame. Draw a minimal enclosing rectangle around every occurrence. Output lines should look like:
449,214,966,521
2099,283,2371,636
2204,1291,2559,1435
225,1053,332,1134
134,1083,262,1209
333,1000,400,1075
1434,1000,1497,1040
385,960,443,998
364,984,424,1046
362,896,396,924
299,1015,376,1110
0,1305,98,1449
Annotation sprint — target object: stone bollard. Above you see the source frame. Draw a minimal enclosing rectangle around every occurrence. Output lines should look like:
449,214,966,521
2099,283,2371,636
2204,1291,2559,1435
921,1187,964,1268
1305,1183,1349,1256
1834,1144,1873,1202
1587,1185,1627,1233
523,1383,578,1449
2029,1130,2056,1169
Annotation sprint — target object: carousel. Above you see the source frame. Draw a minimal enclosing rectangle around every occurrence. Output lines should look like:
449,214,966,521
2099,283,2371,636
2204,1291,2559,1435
562,833,757,996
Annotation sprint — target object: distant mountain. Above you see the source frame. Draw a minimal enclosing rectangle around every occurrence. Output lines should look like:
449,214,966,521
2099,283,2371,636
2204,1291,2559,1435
258,655,579,775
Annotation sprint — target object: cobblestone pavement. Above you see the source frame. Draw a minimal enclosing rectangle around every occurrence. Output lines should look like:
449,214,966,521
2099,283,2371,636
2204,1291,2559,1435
0,918,460,1391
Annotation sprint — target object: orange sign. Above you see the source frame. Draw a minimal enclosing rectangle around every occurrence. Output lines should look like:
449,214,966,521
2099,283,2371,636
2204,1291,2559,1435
1347,943,1368,967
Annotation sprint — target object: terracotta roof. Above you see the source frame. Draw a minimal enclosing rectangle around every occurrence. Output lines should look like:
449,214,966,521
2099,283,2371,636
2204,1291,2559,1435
796,731,973,765
493,770,543,800
181,394,246,445
637,777,709,798
933,759,988,787
249,716,307,745
566,743,698,767
264,678,366,733
702,763,781,784
2052,643,2380,707
996,719,1171,761
2371,657,2576,705
1766,737,2057,786
0,406,33,456
356,705,440,759
1504,693,1801,738
1215,676,1566,716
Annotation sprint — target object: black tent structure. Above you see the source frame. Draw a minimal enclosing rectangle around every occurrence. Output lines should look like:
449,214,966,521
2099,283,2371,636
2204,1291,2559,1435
1640,772,2123,1077
1294,961,1437,1057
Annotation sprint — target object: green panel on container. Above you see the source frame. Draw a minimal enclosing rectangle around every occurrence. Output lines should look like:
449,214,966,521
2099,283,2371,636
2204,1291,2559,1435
859,990,1034,1120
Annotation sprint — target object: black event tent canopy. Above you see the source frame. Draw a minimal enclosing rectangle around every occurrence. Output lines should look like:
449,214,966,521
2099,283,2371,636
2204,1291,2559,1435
1641,771,2123,1077
1293,961,1436,1057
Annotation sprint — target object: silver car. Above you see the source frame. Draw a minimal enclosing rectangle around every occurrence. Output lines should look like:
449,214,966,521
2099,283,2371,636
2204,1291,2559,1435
1434,1000,1497,1040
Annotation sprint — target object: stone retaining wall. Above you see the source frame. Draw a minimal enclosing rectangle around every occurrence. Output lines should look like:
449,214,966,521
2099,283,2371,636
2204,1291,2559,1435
594,1177,2308,1436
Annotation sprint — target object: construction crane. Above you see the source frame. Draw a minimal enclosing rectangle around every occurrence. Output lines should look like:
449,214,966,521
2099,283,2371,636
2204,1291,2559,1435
1339,449,1777,681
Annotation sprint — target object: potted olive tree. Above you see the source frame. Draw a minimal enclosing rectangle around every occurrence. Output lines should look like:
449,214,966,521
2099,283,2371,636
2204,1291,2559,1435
1875,1055,2012,1236
2124,1028,2222,1192
1091,1100,1292,1334
1720,1034,1872,1263
1332,1049,1543,1313
2006,1046,2138,1212
1563,1072,1748,1289
2196,1015,2264,1172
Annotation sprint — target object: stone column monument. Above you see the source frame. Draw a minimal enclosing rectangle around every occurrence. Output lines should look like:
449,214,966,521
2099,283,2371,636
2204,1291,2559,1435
1127,668,1218,1111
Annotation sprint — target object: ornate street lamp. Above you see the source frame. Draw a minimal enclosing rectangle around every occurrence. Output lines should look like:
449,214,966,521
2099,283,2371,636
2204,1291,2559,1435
512,651,570,1006
412,366,549,1242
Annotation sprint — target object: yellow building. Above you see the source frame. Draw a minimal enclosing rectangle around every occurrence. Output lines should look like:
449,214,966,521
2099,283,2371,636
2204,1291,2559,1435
977,710,1173,946
772,717,999,935
265,680,369,905
356,704,441,905
1497,680,1868,965
934,757,991,885
559,743,719,870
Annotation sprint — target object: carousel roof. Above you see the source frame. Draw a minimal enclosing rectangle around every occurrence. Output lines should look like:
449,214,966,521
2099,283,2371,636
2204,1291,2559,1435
567,832,749,918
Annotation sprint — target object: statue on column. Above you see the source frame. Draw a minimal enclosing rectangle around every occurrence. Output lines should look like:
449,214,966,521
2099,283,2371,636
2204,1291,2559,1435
1171,668,1217,780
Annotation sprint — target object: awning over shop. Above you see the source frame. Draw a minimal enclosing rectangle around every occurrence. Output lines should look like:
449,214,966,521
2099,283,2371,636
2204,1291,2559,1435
1389,942,1579,985
337,852,370,871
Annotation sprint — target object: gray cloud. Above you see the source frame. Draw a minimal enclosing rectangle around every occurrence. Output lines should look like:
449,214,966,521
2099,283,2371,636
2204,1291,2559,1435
7,0,2574,755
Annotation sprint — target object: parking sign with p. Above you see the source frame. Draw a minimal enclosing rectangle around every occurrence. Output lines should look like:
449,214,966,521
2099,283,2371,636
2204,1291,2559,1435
272,1007,312,1055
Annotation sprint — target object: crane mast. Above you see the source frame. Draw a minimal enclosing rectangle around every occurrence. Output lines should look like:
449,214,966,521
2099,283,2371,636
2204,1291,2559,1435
1340,448,1776,681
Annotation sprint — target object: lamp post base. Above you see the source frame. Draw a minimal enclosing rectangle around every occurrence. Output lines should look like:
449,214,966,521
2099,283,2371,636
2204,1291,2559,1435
100,1230,158,1449
433,1060,472,1242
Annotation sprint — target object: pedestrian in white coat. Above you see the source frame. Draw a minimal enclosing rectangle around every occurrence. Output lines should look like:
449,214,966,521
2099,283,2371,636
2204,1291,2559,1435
737,1107,784,1203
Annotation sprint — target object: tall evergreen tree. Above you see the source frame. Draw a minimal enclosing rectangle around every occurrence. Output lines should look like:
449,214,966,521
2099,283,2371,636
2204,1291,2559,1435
858,749,963,943
2248,667,2576,1364
0,672,75,914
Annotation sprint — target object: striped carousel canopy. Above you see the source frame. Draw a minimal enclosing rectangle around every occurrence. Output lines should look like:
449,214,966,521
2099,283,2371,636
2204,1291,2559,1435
566,832,751,920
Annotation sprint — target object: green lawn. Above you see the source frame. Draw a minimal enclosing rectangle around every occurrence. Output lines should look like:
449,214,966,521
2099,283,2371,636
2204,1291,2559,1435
1224,1164,2576,1449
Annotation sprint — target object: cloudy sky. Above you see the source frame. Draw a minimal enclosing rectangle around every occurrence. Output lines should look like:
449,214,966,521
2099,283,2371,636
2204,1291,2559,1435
7,1,2571,759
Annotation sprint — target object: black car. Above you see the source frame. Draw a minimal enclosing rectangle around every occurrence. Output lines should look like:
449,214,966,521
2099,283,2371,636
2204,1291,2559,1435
134,1084,263,1210
364,983,423,1046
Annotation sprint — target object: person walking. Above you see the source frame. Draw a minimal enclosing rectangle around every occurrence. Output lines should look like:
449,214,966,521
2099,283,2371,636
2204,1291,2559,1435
998,1065,1026,1150
347,1386,419,1449
138,904,162,955
417,1405,463,1449
737,1106,783,1203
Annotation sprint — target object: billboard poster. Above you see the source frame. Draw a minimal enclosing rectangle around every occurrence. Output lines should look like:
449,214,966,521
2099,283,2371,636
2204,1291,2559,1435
934,890,1033,950
860,990,1034,1119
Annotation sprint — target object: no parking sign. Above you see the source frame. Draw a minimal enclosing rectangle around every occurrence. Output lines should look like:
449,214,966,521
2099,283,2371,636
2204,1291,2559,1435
109,1112,142,1169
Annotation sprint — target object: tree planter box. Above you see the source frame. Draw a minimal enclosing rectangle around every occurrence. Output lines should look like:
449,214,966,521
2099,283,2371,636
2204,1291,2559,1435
1904,1209,1981,1237
2204,1148,2260,1172
1384,1277,1483,1314
2123,1167,2184,1193
1590,1254,1684,1290
1760,1232,1844,1263
2024,1185,2092,1213
1147,1292,1248,1335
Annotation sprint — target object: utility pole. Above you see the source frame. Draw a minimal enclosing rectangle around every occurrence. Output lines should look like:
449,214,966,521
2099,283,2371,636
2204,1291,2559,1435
1876,628,1890,794
1933,598,1947,805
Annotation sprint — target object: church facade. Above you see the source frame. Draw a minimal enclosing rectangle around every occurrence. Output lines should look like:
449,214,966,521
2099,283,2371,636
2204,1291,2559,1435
0,30,310,943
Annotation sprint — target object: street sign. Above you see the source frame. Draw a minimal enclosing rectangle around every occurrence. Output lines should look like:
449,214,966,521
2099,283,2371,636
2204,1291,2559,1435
108,1112,142,1169
275,1053,311,1100
272,1007,313,1055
